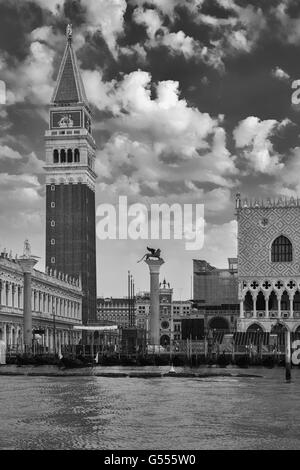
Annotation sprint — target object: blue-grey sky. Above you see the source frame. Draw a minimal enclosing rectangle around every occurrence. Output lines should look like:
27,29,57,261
1,0,300,299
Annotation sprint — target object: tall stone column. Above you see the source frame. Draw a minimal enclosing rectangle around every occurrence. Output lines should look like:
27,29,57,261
18,240,39,353
289,295,294,318
277,293,282,318
240,300,244,318
253,294,257,318
265,294,269,318
2,323,6,346
49,330,53,352
8,325,12,347
145,258,165,346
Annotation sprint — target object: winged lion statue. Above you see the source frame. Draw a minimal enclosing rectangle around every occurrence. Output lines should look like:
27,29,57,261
137,247,162,263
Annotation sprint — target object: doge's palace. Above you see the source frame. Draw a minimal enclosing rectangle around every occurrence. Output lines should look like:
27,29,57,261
236,193,300,334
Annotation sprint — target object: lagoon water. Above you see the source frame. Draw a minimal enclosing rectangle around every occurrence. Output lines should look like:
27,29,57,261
1,366,300,450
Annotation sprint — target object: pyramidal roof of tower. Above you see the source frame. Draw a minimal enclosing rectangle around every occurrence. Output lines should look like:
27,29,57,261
51,25,88,106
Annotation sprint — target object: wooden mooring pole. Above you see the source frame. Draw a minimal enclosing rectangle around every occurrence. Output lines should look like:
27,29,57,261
285,329,291,382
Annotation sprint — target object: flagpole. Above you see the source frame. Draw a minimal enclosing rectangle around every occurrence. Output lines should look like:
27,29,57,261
131,275,135,327
129,274,133,327
128,270,131,326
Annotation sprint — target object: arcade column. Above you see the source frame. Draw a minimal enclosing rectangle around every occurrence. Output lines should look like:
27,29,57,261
145,258,165,346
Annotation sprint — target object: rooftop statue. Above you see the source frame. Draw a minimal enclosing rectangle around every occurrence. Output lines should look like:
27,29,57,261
23,239,31,258
137,247,162,263
66,23,72,42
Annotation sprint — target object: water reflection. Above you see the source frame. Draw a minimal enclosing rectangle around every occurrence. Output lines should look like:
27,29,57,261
0,367,300,449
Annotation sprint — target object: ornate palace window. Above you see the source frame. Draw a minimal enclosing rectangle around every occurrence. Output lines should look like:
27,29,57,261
67,148,73,163
74,148,80,162
271,235,292,262
60,149,66,163
53,149,59,163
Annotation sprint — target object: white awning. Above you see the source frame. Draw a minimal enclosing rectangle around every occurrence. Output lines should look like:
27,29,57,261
73,325,119,331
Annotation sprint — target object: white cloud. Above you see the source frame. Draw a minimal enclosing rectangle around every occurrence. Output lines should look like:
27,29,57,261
0,173,40,188
119,43,147,62
85,70,238,199
20,152,45,174
200,2,266,62
132,6,203,61
130,0,205,20
0,172,44,260
233,116,290,174
227,30,252,53
0,173,42,217
81,69,118,112
255,144,300,200
272,66,290,81
273,2,300,45
20,0,64,15
160,31,198,59
133,7,163,40
131,2,266,69
31,0,63,14
199,219,238,265
0,145,22,160
81,0,127,57
1,41,55,106
273,147,300,196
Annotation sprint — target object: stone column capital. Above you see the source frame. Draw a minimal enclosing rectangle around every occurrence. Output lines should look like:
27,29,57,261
18,256,39,274
145,258,165,274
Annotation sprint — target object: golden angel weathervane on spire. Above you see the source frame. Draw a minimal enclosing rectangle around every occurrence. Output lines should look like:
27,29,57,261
66,23,72,42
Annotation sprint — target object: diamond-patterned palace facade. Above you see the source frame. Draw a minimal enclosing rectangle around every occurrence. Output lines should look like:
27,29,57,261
44,26,97,324
236,193,300,333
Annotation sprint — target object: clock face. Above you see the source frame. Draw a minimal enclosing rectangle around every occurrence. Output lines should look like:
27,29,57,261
51,110,81,129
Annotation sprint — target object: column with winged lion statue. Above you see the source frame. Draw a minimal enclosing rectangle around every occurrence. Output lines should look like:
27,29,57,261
138,247,165,349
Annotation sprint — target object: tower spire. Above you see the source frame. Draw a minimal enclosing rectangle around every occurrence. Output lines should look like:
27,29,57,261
51,24,88,106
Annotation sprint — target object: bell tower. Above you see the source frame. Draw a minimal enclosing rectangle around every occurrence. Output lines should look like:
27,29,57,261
44,25,97,324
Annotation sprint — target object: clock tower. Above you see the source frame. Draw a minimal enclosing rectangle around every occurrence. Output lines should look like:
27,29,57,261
44,25,97,324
